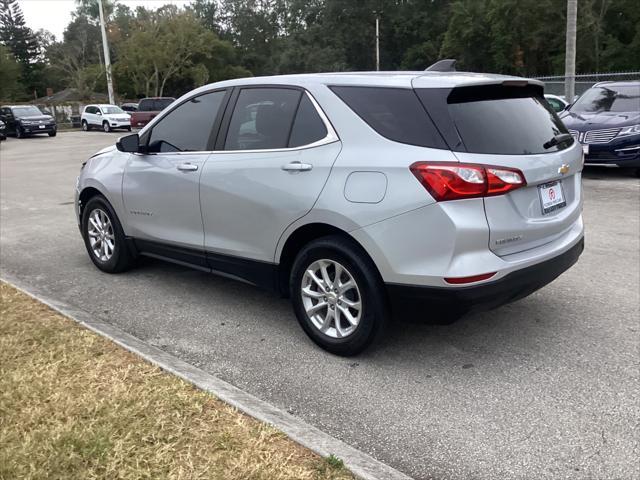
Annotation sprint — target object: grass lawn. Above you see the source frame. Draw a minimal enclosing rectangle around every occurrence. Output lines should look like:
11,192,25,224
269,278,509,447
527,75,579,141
0,282,353,480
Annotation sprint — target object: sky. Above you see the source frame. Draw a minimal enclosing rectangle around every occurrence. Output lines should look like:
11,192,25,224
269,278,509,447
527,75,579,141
19,0,193,40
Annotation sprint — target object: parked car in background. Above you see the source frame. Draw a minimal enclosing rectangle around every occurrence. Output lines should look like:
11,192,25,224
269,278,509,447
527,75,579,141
129,97,175,128
81,104,131,133
544,94,569,112
0,105,57,138
121,102,139,112
75,71,584,355
561,81,640,173
0,119,6,141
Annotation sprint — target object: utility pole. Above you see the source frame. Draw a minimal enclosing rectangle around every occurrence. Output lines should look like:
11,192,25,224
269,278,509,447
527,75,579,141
374,12,380,71
98,0,115,104
564,0,577,101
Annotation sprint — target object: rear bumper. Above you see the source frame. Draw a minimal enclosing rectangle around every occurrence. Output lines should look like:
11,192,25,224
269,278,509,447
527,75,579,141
386,236,584,319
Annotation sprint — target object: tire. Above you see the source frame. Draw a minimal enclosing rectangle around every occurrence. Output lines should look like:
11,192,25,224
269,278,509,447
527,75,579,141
102,121,111,133
48,131,57,137
82,120,90,131
126,126,132,132
81,195,135,273
290,235,388,356
15,126,24,138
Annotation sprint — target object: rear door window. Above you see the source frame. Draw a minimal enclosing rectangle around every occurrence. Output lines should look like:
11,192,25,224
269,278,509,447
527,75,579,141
330,86,446,149
288,94,328,147
224,88,302,150
417,85,571,155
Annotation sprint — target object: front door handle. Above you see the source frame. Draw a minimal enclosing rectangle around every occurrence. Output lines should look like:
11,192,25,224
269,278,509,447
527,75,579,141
177,163,198,172
281,161,313,172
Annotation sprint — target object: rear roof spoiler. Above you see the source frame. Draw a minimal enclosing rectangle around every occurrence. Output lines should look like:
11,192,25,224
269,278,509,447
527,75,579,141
425,59,457,72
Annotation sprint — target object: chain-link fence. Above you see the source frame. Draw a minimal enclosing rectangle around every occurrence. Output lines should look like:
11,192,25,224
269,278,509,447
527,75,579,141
534,71,640,98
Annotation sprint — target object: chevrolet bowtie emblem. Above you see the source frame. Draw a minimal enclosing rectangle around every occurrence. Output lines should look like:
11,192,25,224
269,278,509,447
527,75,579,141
558,164,570,175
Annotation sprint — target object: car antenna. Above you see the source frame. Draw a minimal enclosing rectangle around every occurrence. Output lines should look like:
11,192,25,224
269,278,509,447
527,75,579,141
425,59,457,72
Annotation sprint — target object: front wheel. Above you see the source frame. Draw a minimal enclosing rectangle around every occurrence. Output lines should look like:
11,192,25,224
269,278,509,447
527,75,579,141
48,131,57,137
81,195,134,273
102,121,111,133
290,236,388,356
15,126,24,138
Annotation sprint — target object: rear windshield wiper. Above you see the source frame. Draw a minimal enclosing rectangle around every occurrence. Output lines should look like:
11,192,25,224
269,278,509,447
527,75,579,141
543,133,573,150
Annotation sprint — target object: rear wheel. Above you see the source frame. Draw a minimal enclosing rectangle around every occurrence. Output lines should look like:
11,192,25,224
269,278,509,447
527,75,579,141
82,120,90,131
290,235,388,356
102,121,111,133
81,195,134,273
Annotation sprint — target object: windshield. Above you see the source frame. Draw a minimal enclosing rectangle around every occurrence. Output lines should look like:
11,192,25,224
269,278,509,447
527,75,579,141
101,106,124,114
570,85,640,113
12,106,43,117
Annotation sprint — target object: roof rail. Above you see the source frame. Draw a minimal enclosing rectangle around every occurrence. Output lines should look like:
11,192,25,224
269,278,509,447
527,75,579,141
425,59,457,72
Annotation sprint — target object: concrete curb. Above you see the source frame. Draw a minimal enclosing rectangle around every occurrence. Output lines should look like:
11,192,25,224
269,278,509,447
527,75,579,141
2,274,413,480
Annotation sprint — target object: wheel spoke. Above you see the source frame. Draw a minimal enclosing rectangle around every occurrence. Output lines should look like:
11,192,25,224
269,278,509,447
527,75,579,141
320,308,334,332
334,308,343,338
306,301,327,316
301,286,324,299
338,305,358,326
306,269,326,291
338,280,354,294
319,261,333,288
341,297,361,311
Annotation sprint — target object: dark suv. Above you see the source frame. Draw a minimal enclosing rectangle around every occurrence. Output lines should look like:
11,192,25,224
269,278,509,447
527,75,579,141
560,81,640,173
0,105,57,138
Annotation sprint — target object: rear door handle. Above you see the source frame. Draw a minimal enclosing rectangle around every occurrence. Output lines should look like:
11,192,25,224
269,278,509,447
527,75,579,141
281,162,313,172
177,163,198,172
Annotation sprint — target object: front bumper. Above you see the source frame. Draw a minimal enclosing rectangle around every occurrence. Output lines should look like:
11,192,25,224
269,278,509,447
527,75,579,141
386,236,584,319
22,124,56,134
582,134,640,167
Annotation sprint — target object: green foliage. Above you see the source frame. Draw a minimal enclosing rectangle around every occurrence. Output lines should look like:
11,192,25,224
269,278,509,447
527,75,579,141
1,0,638,102
0,44,21,100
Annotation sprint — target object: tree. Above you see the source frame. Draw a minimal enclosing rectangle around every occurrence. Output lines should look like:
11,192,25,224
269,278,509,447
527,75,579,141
0,0,43,97
440,0,494,72
0,44,21,100
117,9,240,97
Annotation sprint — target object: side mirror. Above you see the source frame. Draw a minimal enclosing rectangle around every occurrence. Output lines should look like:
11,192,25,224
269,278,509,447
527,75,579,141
116,133,141,153
96,111,102,116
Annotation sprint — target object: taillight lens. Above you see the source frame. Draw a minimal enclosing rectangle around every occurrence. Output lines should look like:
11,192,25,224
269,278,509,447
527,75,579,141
410,162,526,201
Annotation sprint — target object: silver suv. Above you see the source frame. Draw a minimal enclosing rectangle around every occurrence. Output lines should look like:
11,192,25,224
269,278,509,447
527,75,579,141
75,72,584,355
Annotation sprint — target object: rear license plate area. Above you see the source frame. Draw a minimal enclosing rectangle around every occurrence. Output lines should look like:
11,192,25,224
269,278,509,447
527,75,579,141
538,180,566,215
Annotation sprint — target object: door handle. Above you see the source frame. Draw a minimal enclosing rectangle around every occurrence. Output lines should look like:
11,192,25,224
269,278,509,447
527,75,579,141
177,163,198,172
281,162,313,172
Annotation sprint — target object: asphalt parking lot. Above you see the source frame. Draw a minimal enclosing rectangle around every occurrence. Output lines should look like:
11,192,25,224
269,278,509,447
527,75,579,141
1,132,638,480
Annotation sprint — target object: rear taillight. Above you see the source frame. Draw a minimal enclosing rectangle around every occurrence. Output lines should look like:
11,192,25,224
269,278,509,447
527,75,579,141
410,162,526,201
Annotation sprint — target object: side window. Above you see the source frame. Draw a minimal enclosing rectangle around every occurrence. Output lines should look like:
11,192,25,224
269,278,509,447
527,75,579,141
331,86,447,149
224,88,301,150
288,94,328,147
138,99,152,111
148,90,227,153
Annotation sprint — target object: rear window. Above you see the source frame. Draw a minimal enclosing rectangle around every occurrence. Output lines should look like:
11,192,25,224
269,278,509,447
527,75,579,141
330,86,447,149
417,85,571,155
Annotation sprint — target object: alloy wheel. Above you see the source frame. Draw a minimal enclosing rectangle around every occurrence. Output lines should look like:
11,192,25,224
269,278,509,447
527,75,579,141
87,208,115,262
301,259,362,339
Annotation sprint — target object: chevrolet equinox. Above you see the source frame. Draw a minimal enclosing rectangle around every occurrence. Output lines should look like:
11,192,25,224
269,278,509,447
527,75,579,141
75,71,584,355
